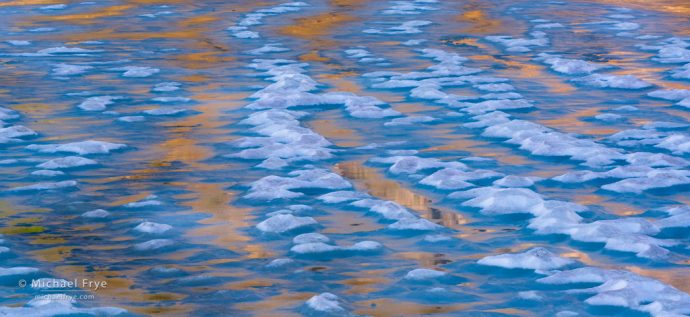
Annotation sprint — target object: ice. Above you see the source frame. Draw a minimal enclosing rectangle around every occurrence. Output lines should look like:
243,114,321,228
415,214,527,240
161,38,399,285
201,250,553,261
37,156,97,169
612,22,639,31
134,221,172,234
670,63,690,80
233,30,260,39
404,268,446,281
152,97,191,103
317,191,369,203
40,3,66,9
419,167,502,189
124,197,161,208
485,32,549,52
52,63,92,76
118,115,145,122
384,115,435,126
459,187,544,215
305,293,347,314
36,46,102,55
0,266,39,277
256,214,317,233
371,155,466,174
535,23,564,29
143,107,188,116
602,169,690,194
77,96,121,111
291,242,338,254
477,247,574,272
678,97,690,108
402,39,426,46
647,89,690,101
152,82,181,92
245,169,351,200
656,134,690,154
81,209,110,218
594,113,623,121
31,170,64,177
9,180,77,192
363,20,432,34
493,175,540,187
474,83,514,92
7,40,31,46
0,295,127,316
291,240,383,254
572,74,652,89
27,140,126,155
293,233,330,244
114,66,160,77
461,99,534,114
266,258,294,268
518,290,543,301
536,53,607,75
351,199,415,220
248,43,289,55
538,267,690,317
134,239,174,251
625,152,689,168
388,218,441,231
0,125,37,141
656,206,690,229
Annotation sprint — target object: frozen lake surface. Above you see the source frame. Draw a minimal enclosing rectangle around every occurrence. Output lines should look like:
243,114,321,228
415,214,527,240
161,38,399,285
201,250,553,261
1,0,690,316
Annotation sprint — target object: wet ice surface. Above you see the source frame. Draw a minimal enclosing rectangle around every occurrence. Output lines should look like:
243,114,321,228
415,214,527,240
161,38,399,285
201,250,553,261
1,0,690,316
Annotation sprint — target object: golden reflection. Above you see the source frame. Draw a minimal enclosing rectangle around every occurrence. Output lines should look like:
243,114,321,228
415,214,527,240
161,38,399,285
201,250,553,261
538,107,619,136
456,7,504,35
355,299,476,316
334,160,469,230
235,291,311,316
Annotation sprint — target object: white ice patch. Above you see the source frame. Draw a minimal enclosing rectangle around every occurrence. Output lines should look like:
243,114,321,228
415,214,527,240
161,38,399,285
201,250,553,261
27,140,126,155
8,180,77,192
112,66,160,78
571,74,652,89
52,63,93,76
404,268,446,281
305,293,348,314
134,221,172,234
77,96,122,111
245,168,351,200
81,209,110,218
152,82,181,92
364,20,432,35
256,214,317,233
485,31,549,52
134,239,173,251
477,247,574,272
538,267,690,317
37,156,97,169
536,53,607,75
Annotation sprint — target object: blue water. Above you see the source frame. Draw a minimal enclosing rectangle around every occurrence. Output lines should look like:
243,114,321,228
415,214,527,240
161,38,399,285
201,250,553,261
0,0,689,316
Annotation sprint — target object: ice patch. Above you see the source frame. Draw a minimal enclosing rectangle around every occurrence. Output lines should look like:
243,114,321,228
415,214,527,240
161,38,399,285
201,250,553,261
52,63,92,76
8,180,77,191
134,221,172,234
245,169,351,200
536,53,607,75
27,140,126,155
77,96,121,111
477,247,574,272
572,74,652,89
305,293,347,314
538,267,690,317
81,209,110,218
37,156,97,169
256,214,317,233
134,239,173,251
404,268,446,281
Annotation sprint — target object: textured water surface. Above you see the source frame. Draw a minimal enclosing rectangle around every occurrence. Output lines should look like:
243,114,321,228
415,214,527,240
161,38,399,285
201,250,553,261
1,0,690,316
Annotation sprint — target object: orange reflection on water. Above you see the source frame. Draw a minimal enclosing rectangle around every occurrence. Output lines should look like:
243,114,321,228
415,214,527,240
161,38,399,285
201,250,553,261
335,160,469,230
